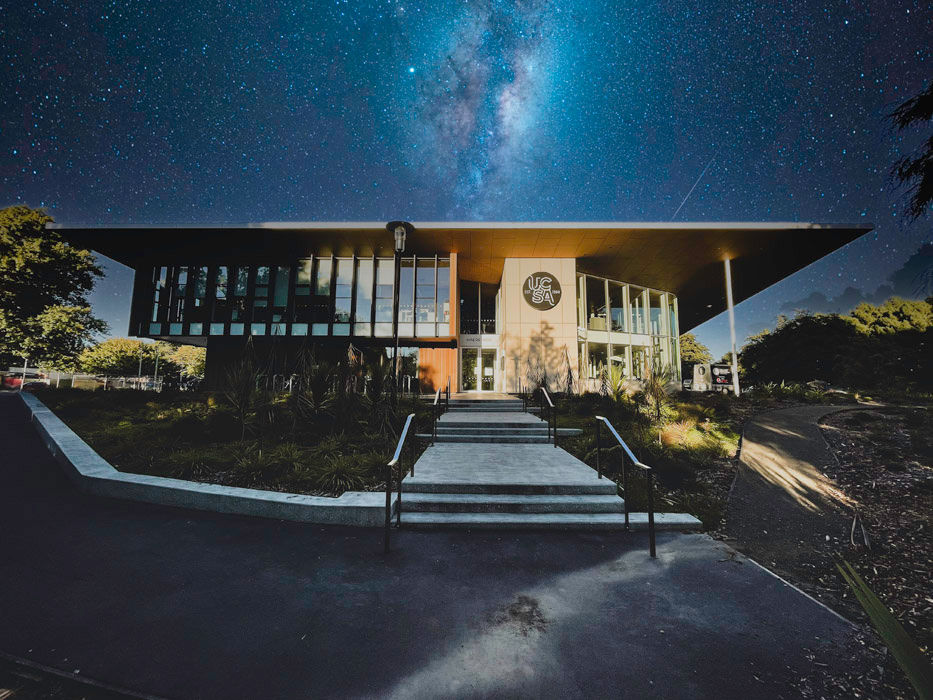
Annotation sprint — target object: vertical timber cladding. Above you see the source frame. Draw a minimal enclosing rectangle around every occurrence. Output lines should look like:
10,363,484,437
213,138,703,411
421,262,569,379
499,258,578,393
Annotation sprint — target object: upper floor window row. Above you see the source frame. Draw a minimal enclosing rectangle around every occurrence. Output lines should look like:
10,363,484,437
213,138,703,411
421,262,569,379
146,257,452,339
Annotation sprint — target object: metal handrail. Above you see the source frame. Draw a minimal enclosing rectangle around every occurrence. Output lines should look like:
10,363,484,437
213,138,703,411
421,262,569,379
431,387,441,445
539,387,557,447
445,376,450,412
385,412,416,554
594,415,657,558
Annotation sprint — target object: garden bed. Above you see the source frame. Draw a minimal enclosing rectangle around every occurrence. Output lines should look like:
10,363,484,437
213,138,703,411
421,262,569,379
33,387,430,498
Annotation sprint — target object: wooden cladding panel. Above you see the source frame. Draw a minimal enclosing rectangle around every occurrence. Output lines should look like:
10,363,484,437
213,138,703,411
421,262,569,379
418,347,458,394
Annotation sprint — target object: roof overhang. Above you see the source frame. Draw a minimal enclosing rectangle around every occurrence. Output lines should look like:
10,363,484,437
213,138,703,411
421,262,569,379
48,221,872,330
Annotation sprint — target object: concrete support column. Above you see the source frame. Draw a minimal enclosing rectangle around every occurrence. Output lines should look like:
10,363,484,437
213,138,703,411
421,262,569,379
724,258,740,397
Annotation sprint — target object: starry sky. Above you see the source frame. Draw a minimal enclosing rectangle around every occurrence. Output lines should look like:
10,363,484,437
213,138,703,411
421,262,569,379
2,0,931,358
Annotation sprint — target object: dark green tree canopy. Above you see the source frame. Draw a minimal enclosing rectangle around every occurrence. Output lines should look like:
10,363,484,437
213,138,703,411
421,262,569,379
678,332,713,364
0,205,106,368
739,298,933,391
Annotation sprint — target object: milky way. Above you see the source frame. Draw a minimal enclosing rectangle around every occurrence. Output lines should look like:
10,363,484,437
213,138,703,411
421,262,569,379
1,0,931,355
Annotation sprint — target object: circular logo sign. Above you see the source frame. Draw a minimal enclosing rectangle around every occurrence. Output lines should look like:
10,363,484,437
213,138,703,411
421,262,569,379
522,272,562,310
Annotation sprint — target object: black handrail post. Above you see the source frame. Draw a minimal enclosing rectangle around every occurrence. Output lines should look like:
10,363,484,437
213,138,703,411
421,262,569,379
384,462,392,554
647,469,656,558
553,402,558,448
622,455,629,530
596,420,602,479
396,461,402,528
445,377,450,412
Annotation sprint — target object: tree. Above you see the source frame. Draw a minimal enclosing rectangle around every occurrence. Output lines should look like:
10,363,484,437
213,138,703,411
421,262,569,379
78,338,205,377
678,332,713,364
168,344,206,378
0,205,106,368
890,82,933,220
846,297,933,335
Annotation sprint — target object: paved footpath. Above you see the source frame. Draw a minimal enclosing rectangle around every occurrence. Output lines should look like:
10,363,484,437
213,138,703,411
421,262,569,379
0,394,869,699
724,405,863,574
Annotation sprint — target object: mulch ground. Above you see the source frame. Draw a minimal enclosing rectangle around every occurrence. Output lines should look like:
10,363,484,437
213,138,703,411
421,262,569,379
718,403,931,699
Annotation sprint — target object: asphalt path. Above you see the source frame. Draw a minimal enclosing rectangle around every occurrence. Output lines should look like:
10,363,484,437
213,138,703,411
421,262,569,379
0,393,864,699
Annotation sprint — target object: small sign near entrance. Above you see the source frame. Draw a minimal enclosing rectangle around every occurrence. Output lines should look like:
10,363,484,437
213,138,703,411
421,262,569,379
523,272,562,310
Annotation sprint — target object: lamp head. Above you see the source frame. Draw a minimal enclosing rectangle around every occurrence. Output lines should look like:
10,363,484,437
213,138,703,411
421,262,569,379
386,221,412,253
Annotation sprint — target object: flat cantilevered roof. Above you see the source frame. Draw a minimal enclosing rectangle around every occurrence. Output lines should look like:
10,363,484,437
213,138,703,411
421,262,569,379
48,221,872,330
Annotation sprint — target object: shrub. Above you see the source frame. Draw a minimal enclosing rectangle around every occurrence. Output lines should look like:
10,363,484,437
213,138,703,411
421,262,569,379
311,455,365,493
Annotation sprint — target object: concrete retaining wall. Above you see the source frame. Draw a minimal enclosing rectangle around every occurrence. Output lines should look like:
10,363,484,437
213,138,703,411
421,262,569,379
18,392,393,527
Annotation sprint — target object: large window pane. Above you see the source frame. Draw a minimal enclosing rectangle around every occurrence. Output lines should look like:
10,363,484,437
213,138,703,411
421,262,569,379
459,280,478,334
255,266,269,298
480,283,496,334
630,287,646,334
649,290,663,335
313,258,332,296
335,259,353,297
437,259,450,325
586,276,607,331
415,258,436,326
235,267,249,296
273,266,289,308
355,259,373,323
399,258,414,324
609,282,625,332
586,342,608,379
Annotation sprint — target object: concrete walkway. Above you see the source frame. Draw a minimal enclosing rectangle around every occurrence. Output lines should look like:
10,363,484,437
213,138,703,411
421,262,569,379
724,404,859,573
0,394,873,698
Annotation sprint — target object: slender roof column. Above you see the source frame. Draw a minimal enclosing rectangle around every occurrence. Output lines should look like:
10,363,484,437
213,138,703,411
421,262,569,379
724,258,740,397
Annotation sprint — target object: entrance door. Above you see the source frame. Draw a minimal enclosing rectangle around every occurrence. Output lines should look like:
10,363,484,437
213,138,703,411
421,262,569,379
480,349,496,391
461,349,478,391
461,348,497,392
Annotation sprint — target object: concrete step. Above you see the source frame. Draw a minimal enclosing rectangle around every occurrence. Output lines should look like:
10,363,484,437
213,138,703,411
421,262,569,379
434,426,582,435
403,479,619,496
417,434,554,444
402,493,624,514
446,407,537,413
400,512,703,531
436,421,547,429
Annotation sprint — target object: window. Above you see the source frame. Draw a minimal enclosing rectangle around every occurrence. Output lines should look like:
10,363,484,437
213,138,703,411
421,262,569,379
296,258,312,296
586,276,607,332
459,280,478,334
479,282,497,334
649,290,663,335
215,267,228,299
313,258,332,297
609,282,625,332
273,266,290,308
152,266,168,323
437,259,450,334
193,266,208,307
255,266,270,298
354,258,373,336
398,258,414,335
630,287,646,334
235,267,249,297
312,257,332,335
333,258,353,334
587,342,608,379
374,259,394,337
416,257,436,335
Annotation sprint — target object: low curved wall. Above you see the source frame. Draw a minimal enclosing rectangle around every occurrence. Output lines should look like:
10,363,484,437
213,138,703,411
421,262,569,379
17,392,392,527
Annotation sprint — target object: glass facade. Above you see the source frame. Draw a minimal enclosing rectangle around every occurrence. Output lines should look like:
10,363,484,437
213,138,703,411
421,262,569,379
143,256,452,339
576,272,680,384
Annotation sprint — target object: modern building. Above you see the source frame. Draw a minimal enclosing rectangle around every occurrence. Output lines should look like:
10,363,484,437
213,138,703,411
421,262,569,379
52,222,872,392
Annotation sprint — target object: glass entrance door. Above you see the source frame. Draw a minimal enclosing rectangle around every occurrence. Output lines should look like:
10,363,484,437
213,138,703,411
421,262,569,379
461,349,478,391
460,348,497,391
480,349,496,391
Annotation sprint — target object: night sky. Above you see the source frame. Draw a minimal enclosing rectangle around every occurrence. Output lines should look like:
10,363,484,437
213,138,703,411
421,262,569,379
3,0,931,358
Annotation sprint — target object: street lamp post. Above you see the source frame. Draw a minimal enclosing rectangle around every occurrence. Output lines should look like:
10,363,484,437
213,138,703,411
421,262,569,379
387,221,410,402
